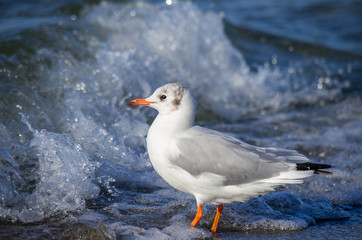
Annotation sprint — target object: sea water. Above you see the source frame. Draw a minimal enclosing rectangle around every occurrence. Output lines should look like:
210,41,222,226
0,0,361,239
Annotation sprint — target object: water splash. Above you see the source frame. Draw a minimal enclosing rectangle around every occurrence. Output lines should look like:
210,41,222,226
0,114,100,222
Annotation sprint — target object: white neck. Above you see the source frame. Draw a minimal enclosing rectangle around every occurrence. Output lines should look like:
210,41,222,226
146,95,195,165
148,102,194,139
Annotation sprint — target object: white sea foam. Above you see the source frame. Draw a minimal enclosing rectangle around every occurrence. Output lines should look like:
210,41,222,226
86,1,342,119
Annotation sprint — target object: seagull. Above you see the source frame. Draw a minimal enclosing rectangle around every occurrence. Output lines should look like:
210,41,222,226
126,83,331,234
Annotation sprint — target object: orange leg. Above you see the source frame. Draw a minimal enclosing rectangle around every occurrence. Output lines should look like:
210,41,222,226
191,204,202,227
211,204,223,234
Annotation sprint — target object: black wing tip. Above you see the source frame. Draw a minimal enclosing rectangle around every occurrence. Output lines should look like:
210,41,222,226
296,162,332,175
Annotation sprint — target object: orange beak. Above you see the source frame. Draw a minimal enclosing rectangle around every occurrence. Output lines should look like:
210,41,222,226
126,98,155,106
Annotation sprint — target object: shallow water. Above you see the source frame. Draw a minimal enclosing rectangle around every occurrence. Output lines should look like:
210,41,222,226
0,0,361,239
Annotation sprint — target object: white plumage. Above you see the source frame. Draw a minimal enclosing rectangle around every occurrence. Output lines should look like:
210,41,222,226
127,83,329,234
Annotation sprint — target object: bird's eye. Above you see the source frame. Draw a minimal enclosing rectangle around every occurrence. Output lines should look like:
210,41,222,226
160,95,167,100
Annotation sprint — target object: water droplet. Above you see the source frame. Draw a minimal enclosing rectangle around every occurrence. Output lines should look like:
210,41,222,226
271,55,277,65
347,66,352,73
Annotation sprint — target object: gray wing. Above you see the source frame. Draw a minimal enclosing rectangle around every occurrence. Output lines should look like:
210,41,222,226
169,126,309,185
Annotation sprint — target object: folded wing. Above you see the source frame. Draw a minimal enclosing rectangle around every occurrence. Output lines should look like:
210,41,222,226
170,126,309,186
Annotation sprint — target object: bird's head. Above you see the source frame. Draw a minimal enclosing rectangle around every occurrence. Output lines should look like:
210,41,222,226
127,83,194,116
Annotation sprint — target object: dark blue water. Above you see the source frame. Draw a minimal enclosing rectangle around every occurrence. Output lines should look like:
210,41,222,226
0,0,361,239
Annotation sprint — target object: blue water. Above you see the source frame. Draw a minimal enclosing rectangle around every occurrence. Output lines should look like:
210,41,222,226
0,0,361,239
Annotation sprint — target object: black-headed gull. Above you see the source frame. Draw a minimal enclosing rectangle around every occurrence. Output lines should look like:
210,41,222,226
127,83,331,234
